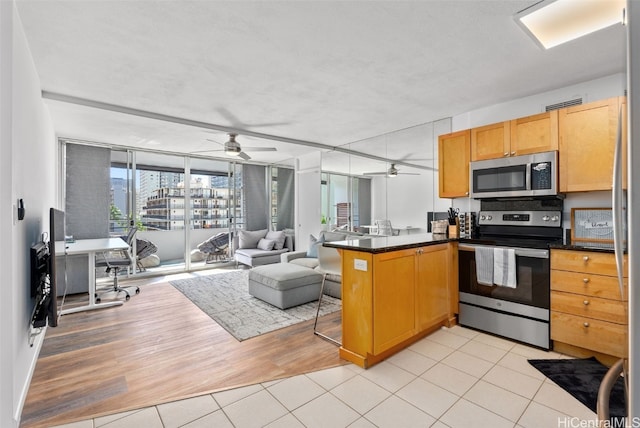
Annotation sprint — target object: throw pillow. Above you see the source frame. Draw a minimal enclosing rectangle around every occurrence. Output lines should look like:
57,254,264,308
307,235,325,258
238,229,268,249
256,238,275,251
266,230,286,250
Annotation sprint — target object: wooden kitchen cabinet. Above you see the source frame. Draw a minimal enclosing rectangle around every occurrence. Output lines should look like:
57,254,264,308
559,96,625,192
550,249,628,359
471,111,559,162
372,248,417,354
510,110,558,156
438,130,470,198
415,244,450,331
470,121,510,161
340,243,453,368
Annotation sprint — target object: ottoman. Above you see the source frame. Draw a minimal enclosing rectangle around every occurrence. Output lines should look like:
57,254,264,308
248,263,323,309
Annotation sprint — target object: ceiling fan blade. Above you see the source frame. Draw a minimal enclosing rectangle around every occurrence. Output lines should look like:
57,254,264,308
241,147,277,152
363,172,388,176
399,172,421,175
190,148,224,154
238,152,251,160
205,138,224,146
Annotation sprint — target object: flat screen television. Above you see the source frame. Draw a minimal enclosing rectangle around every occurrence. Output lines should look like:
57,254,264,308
47,208,65,327
29,240,49,328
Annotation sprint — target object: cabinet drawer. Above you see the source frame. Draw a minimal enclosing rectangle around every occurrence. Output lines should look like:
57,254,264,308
551,270,627,300
551,250,627,277
551,291,627,324
551,312,627,358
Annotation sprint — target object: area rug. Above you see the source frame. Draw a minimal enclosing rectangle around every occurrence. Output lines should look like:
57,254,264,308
528,357,626,419
170,270,341,341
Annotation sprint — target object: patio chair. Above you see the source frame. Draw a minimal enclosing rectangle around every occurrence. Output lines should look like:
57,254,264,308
197,232,232,263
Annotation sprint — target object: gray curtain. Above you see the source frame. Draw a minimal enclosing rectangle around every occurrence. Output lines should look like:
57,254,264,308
65,143,110,239
358,177,372,227
243,164,268,230
276,167,295,230
61,143,110,295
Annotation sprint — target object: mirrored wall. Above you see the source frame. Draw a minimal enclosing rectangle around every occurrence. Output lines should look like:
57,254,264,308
320,118,466,236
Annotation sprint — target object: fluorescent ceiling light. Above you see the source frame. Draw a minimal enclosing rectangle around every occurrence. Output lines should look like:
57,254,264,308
516,0,625,49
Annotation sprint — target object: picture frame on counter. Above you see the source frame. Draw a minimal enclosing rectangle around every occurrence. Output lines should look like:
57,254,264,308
571,207,614,245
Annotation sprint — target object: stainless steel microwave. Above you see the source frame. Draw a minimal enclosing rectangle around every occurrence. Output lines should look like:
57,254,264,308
469,151,558,199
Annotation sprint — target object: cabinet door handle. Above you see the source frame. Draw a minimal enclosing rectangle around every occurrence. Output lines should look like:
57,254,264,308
504,152,509,156
583,256,590,262
583,278,590,284
583,322,590,328
583,300,590,306
511,151,516,156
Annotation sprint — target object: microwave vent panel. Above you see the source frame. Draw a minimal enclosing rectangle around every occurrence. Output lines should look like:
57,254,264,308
545,98,583,112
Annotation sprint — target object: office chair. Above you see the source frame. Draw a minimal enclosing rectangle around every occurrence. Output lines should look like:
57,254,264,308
313,245,342,346
95,227,140,302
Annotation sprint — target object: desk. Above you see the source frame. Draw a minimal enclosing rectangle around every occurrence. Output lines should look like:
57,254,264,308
56,238,129,315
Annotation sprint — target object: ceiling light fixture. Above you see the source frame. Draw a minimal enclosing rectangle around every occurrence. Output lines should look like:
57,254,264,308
515,0,625,49
387,165,398,178
224,134,242,156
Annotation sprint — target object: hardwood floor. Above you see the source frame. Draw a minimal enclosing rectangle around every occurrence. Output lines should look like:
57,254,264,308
20,274,344,428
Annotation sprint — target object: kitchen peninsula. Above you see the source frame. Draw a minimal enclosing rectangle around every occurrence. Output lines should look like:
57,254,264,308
324,234,458,368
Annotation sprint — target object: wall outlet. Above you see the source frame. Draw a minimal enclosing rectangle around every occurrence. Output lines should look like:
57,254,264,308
354,259,368,271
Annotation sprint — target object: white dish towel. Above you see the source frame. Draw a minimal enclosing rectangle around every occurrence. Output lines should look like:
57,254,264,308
493,247,516,288
475,247,494,286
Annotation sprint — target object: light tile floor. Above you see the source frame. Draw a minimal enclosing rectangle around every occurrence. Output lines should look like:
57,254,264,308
52,326,599,428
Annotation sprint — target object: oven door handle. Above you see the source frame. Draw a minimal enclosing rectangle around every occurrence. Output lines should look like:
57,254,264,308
458,244,549,259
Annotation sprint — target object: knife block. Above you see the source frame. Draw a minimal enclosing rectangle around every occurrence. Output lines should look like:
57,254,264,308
448,224,459,238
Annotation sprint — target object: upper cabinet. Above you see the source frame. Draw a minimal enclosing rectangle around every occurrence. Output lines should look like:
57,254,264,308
559,96,625,193
438,130,470,198
510,111,559,156
470,111,559,162
470,121,510,161
437,95,626,198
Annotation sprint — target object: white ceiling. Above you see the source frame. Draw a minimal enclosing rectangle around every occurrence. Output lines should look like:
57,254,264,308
15,0,626,173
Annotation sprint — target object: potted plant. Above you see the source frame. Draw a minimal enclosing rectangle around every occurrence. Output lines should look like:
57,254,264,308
321,215,328,231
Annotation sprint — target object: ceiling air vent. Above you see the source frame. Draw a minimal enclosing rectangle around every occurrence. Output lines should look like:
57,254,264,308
545,98,583,112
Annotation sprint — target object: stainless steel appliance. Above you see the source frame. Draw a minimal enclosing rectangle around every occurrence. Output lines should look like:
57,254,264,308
470,151,558,199
458,202,563,349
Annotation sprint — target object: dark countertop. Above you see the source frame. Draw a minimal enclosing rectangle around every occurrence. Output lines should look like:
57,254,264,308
323,233,452,254
550,243,618,254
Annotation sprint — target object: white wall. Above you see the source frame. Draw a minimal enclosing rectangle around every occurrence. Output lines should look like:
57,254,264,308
295,152,322,250
450,72,626,237
367,73,626,234
2,3,57,427
452,73,626,131
370,118,455,232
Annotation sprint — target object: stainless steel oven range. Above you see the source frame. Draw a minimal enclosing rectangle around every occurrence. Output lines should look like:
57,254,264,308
458,204,563,349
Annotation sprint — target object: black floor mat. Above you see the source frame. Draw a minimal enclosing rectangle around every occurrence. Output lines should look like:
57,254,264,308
528,357,626,420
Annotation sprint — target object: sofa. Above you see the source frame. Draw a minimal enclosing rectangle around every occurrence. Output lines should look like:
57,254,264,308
234,229,294,267
280,230,360,298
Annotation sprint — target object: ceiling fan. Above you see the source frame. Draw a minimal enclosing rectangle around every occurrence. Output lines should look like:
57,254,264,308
192,133,277,160
363,164,421,178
